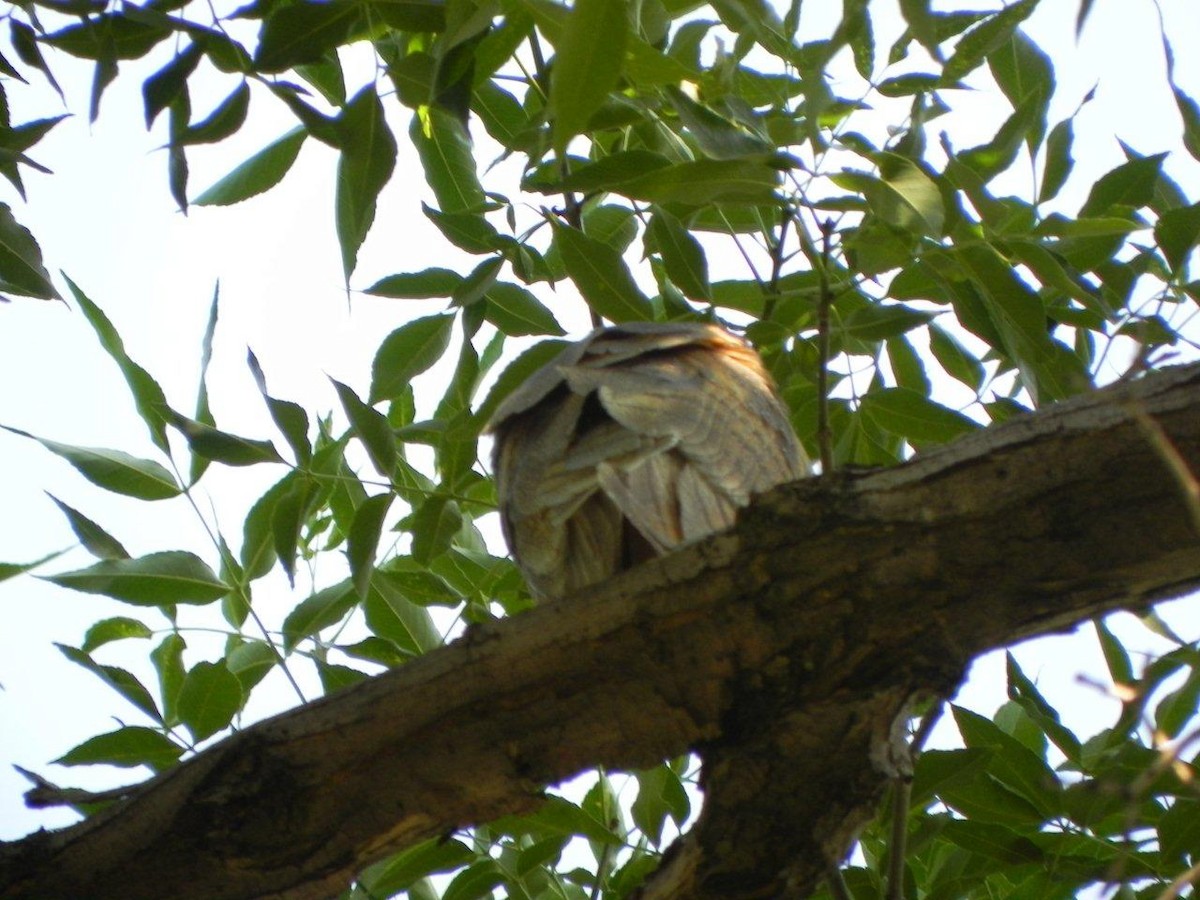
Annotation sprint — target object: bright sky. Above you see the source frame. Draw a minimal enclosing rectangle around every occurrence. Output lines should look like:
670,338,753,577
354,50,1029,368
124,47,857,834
1,0,1198,851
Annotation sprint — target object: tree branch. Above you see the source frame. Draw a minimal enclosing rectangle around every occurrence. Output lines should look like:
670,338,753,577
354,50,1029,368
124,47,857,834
4,363,1200,900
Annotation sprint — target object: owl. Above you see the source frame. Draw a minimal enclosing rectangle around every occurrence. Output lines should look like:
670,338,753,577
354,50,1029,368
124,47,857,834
487,321,808,601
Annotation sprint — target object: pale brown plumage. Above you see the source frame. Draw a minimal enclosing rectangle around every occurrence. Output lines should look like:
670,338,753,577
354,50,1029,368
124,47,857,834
487,321,808,601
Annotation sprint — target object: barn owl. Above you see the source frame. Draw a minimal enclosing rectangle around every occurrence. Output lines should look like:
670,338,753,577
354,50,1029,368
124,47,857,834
488,321,808,601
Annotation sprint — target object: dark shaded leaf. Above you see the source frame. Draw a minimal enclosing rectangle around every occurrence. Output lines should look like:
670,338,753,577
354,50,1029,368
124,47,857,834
181,82,250,145
167,410,283,468
0,202,57,299
247,349,311,466
57,644,161,721
255,0,365,72
860,388,979,448
55,726,182,771
365,268,464,298
142,42,203,128
194,128,307,206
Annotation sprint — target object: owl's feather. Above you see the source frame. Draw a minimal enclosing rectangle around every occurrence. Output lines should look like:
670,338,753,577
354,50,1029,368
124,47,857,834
488,322,808,600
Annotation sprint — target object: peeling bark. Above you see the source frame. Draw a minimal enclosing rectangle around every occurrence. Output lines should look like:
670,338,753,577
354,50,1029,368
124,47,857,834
3,363,1199,900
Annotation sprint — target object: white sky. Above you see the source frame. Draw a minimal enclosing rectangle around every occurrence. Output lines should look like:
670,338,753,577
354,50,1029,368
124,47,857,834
1,0,1198,854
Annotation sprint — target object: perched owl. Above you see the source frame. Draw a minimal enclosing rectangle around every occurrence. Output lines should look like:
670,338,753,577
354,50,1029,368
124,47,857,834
487,321,808,601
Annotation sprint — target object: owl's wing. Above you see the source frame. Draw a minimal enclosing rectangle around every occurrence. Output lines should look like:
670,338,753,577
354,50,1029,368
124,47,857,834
491,322,807,601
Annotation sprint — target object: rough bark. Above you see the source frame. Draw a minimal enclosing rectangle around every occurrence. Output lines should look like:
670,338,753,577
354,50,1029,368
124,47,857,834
3,362,1199,900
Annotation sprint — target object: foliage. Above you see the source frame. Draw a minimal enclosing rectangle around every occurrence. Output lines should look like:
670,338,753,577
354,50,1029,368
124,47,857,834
1,0,1199,898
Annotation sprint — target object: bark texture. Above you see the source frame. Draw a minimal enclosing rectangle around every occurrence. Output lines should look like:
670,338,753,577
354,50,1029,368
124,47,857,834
2,362,1199,900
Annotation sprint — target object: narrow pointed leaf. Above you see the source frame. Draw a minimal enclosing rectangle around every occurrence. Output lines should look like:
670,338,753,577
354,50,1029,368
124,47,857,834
336,87,397,281
348,492,393,599
365,570,442,655
247,349,311,466
81,617,153,652
410,107,485,214
167,410,283,468
365,268,464,299
332,380,396,477
194,128,307,206
0,203,57,299
46,494,129,559
64,276,171,450
56,644,161,721
647,209,710,301
553,223,653,322
45,551,229,606
2,425,179,500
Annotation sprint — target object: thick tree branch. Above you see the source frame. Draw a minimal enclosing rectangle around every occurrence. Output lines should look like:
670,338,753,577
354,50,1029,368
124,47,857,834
3,363,1200,900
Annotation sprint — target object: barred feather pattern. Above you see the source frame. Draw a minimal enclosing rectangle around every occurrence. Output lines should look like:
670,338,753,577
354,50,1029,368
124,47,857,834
488,322,809,601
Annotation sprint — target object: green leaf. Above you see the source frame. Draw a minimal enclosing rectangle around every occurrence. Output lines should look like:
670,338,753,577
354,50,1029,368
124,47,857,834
631,763,690,845
528,150,672,196
282,579,356,651
1160,798,1200,865
57,644,161,721
180,82,250,146
375,567,460,607
1006,652,1082,763
876,155,944,236
194,128,307,206
0,549,69,583
553,223,654,323
941,0,1038,82
952,705,1062,817
167,411,283,469
2,425,179,500
1079,152,1166,217
365,570,442,655
1154,202,1200,273
550,0,628,150
665,84,773,159
177,661,242,742
647,208,711,301
55,726,182,771
151,633,186,725
64,276,172,450
484,282,565,336
410,496,462,564
45,551,229,606
1039,117,1074,204
255,0,365,72
332,380,396,477
358,838,475,898
142,42,203,128
885,335,931,395
410,107,485,215
929,323,985,392
620,159,780,205
987,29,1053,149
365,268,464,299
0,202,56,299
859,388,978,448
227,640,278,695
336,87,397,281
423,204,512,254
370,313,455,403
476,339,568,428
348,493,392,600
1093,617,1133,685
442,859,504,900
81,616,153,652
246,349,311,466
46,494,129,559
840,303,935,341
44,14,170,61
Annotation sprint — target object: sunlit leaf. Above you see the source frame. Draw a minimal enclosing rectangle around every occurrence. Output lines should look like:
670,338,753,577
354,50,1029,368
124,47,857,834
335,87,397,281
550,0,628,150
553,223,653,322
282,579,356,651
